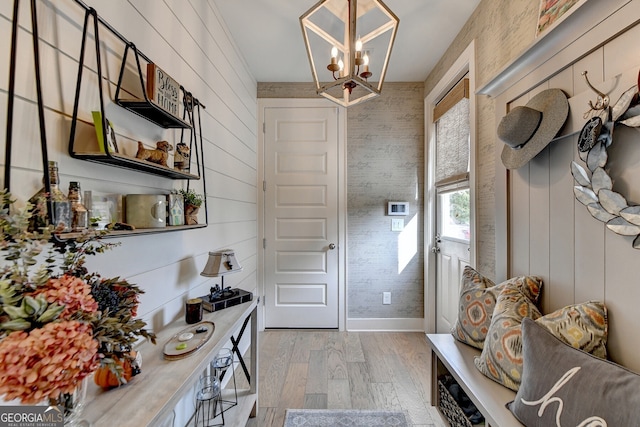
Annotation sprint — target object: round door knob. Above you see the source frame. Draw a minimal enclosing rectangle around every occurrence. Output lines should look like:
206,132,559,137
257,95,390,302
329,243,336,250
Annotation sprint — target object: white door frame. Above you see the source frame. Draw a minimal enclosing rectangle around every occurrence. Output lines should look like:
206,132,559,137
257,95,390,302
425,41,477,333
257,98,347,331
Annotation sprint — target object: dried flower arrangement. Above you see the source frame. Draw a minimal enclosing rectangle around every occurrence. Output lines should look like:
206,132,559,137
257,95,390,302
0,190,156,405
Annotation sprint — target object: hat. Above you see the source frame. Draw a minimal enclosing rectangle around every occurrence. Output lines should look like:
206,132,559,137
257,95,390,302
498,89,569,170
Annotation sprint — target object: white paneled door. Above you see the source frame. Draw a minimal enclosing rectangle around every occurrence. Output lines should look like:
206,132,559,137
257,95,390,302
263,105,340,328
434,188,471,333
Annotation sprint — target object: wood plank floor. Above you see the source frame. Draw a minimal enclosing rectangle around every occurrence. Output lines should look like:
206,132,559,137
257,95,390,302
239,330,447,427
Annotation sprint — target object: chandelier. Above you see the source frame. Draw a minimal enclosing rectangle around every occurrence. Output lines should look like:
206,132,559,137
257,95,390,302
300,0,399,107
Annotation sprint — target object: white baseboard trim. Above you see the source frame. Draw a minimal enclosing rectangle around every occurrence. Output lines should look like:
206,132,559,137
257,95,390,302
347,317,425,331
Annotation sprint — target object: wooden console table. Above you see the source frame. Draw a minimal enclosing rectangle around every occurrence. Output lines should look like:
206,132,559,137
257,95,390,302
83,299,258,427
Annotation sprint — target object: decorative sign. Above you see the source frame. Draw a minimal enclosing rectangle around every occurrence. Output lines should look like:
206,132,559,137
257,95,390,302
146,63,180,119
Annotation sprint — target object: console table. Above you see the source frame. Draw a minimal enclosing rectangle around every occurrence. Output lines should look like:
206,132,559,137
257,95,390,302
82,299,258,427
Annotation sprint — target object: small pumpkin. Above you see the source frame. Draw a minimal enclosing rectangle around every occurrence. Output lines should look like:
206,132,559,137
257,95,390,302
94,357,133,389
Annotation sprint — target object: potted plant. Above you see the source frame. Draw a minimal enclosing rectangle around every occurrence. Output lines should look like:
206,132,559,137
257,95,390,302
0,190,155,420
179,188,204,225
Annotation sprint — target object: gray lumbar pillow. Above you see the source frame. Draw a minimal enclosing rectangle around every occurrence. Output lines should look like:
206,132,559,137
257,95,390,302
508,318,640,426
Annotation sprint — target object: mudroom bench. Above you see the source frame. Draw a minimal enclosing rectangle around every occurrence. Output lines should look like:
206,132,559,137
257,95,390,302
426,334,521,427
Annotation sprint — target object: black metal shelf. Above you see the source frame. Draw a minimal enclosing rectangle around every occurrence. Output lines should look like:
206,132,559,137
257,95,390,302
73,151,200,180
63,2,209,233
57,223,207,240
116,99,192,129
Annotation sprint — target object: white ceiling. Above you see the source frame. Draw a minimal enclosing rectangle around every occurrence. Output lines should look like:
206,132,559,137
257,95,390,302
212,0,481,83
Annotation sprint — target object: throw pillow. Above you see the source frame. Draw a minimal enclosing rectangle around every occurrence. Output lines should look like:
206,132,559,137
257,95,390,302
475,297,608,391
536,300,608,358
473,278,543,391
508,318,640,426
451,266,498,349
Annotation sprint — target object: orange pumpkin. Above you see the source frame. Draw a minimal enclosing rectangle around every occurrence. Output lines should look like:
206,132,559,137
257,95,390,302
94,358,133,389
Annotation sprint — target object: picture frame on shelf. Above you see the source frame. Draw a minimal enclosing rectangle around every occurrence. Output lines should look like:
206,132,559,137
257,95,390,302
92,111,119,153
84,191,123,229
168,193,185,226
536,0,588,37
146,63,181,120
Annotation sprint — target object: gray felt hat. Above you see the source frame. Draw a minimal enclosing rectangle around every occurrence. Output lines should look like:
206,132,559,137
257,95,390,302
498,89,569,170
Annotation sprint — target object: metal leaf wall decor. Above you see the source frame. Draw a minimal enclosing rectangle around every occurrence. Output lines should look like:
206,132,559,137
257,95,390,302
571,82,640,249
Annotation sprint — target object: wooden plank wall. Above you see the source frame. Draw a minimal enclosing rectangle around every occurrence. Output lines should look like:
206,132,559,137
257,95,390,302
0,2,257,421
504,21,640,373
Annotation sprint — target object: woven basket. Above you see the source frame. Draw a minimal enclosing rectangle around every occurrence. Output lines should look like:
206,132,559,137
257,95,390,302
437,380,474,427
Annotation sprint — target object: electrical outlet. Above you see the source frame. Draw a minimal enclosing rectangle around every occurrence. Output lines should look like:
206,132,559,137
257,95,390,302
383,292,391,305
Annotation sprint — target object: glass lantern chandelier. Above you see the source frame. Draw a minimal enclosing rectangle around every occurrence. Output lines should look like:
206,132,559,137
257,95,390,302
300,0,399,107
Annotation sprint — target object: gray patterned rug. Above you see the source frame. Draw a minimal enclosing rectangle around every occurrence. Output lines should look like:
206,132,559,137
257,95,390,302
284,409,409,427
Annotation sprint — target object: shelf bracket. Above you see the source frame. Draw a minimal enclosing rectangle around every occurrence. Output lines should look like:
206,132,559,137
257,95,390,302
4,0,53,220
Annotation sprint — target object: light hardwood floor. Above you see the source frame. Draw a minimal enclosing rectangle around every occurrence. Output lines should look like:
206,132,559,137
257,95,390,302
240,330,447,427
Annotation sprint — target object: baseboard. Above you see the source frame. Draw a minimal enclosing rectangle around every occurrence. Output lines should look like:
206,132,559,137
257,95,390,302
346,317,425,331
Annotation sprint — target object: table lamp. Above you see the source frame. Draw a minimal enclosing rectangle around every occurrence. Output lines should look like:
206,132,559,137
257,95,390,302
200,250,248,311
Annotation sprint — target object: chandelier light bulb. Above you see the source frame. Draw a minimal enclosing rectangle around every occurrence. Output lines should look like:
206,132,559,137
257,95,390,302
360,53,372,79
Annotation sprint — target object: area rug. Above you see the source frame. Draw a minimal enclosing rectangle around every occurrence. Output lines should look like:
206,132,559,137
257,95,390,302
283,409,409,427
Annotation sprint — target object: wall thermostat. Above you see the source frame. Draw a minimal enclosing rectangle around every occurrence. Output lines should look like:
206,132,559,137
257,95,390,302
388,201,409,216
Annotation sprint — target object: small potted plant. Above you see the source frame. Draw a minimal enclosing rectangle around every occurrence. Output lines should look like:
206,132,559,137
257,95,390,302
179,188,203,225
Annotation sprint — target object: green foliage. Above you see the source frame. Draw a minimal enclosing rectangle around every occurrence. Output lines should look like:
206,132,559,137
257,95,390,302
91,276,157,355
178,188,204,207
0,189,155,379
450,190,470,225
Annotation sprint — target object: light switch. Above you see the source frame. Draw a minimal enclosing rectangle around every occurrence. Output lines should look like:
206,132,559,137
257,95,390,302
391,218,404,231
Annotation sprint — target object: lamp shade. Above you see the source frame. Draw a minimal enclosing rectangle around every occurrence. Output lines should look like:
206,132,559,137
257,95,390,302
300,0,399,107
200,250,243,277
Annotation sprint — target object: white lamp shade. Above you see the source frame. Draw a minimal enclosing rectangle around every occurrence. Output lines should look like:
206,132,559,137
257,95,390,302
201,250,243,277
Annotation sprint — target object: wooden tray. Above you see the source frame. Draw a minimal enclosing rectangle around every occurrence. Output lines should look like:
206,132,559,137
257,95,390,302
163,321,215,360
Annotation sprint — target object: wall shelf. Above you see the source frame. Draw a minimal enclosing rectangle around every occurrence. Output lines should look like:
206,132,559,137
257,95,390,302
65,3,209,232
57,223,207,240
116,98,192,129
113,42,195,130
71,151,201,180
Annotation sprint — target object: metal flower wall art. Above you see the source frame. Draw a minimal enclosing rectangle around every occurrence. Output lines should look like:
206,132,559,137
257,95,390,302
572,72,640,249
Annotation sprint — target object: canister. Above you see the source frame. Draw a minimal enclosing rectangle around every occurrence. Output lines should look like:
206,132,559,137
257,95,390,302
125,194,166,228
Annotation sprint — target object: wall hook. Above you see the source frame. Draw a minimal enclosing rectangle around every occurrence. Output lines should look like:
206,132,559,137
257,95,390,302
582,71,610,118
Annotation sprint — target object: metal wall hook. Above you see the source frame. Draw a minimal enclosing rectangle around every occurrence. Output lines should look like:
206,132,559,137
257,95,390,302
582,71,610,117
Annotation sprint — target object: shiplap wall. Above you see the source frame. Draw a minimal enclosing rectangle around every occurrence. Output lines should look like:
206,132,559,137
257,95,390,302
500,13,640,374
1,1,257,421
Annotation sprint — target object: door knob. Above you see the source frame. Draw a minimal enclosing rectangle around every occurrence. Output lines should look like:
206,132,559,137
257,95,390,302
329,243,336,250
431,246,440,253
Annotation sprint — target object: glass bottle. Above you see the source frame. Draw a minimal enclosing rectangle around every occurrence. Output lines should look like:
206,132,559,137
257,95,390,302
68,181,88,231
47,161,67,202
28,161,71,232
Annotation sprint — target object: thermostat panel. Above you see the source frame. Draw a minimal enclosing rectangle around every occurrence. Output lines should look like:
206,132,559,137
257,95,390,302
388,202,409,216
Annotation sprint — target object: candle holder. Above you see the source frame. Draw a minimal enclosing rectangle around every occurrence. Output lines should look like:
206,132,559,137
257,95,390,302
186,298,203,324
211,348,237,413
194,375,224,426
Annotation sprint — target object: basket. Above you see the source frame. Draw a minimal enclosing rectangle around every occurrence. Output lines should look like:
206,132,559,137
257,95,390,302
437,379,474,427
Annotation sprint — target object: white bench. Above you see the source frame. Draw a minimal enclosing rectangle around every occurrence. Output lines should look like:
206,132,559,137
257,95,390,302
426,334,522,427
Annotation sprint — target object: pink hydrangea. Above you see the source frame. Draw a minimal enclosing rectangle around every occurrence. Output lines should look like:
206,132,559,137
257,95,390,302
0,320,98,404
34,274,98,319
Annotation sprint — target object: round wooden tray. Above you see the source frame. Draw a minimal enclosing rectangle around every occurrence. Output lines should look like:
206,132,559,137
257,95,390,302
163,321,215,360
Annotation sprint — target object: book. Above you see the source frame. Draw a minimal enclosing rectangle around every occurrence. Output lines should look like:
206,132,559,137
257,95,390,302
92,111,118,153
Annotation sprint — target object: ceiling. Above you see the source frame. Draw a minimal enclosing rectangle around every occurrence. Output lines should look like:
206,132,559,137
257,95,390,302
212,0,481,83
